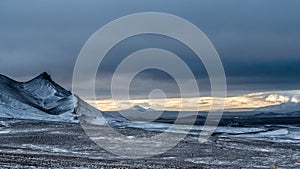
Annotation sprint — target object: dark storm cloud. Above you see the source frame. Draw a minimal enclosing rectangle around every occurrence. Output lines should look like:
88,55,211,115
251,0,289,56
0,0,300,97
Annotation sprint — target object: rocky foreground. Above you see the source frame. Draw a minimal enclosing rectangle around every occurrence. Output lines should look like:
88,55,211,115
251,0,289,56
0,118,299,169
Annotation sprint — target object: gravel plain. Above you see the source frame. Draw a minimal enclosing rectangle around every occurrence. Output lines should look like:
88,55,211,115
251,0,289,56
0,118,299,169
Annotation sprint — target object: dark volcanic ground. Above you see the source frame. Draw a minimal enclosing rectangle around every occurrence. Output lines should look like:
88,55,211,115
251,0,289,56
0,118,299,169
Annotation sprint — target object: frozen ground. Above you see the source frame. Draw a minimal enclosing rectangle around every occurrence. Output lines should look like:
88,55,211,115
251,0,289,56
0,118,299,169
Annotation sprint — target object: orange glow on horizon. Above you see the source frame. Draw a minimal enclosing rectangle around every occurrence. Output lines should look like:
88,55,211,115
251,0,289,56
85,92,293,111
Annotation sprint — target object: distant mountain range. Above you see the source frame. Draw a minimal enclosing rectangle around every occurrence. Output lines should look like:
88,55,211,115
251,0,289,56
0,72,299,127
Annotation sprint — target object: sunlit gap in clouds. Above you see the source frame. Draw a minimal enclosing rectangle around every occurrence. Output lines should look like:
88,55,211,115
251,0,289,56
85,90,300,111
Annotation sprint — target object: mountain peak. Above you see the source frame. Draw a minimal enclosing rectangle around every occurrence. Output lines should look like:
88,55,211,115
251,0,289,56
127,105,148,112
24,72,72,99
0,72,53,84
32,72,53,82
0,72,76,118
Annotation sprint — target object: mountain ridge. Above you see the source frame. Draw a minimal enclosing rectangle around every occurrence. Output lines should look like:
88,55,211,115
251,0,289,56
0,72,77,122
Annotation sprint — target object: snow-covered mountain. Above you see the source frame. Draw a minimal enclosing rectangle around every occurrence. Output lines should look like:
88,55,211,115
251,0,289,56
126,105,148,112
0,72,77,122
75,96,129,126
0,72,139,125
125,105,158,112
119,105,163,122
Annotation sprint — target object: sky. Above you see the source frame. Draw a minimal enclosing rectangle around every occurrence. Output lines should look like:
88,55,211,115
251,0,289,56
1,0,300,108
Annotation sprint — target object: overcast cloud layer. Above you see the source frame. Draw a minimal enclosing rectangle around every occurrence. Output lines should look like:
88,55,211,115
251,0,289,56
0,0,299,99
